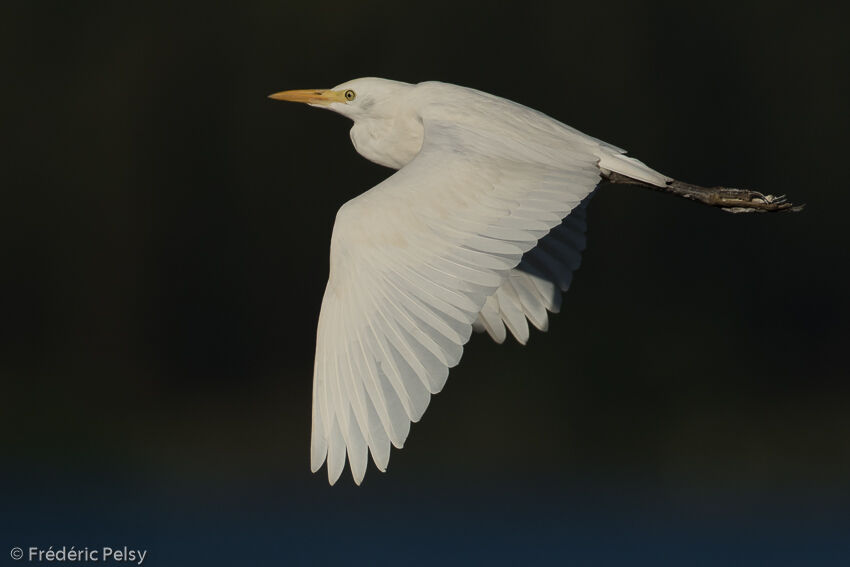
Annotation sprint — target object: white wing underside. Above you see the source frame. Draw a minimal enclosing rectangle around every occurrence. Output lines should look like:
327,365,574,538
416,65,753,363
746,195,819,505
311,98,662,484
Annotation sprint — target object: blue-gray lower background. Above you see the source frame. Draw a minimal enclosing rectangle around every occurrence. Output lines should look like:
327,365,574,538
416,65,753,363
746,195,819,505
4,468,849,565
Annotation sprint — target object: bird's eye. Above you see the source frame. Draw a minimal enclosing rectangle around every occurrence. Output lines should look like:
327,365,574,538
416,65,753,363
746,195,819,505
344,89,356,101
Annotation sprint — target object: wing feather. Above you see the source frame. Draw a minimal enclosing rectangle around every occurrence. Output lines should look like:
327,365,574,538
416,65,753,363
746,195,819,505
476,195,592,343
494,281,531,345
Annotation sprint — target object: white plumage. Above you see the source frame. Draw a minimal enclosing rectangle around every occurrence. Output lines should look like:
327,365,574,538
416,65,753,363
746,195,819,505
270,78,671,484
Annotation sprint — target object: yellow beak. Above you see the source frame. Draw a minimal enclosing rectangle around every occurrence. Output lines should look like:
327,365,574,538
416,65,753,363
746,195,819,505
268,89,346,106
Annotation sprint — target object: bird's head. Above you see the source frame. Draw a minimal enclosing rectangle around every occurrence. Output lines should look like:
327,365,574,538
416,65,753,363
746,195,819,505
269,77,412,121
270,77,423,169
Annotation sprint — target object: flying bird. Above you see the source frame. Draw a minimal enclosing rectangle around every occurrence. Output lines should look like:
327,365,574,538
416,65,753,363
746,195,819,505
269,78,797,485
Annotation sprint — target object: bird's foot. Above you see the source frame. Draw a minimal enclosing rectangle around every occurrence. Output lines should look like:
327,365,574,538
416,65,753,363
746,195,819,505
665,181,804,213
712,188,804,213
603,172,804,213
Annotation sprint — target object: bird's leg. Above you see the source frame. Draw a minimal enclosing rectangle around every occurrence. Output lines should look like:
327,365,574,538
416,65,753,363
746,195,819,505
603,171,804,213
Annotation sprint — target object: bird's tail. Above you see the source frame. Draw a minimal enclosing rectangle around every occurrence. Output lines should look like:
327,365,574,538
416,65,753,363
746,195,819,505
597,151,671,187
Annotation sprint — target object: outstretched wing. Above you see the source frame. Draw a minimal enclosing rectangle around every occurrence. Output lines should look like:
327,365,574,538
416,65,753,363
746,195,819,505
312,114,604,484
473,194,591,344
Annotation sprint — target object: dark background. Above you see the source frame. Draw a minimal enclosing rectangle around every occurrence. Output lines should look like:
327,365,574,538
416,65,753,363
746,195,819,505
2,1,848,565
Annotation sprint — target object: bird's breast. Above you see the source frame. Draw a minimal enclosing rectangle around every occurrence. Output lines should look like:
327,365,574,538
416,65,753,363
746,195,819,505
349,114,424,170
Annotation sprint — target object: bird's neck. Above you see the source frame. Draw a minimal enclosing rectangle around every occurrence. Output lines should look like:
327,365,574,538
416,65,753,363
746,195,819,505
349,112,424,170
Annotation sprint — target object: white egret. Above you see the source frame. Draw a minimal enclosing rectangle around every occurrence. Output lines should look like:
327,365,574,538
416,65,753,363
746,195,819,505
269,77,797,485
